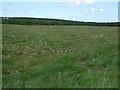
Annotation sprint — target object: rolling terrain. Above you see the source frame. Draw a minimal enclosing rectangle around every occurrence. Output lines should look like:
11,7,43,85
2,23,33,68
2,24,118,88
2,17,119,26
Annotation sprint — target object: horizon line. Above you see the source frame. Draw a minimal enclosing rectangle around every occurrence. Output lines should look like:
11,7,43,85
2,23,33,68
1,16,119,23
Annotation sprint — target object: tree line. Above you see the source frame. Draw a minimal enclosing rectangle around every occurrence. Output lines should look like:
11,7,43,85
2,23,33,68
1,17,119,27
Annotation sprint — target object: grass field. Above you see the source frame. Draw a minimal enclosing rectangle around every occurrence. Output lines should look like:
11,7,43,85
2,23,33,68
2,24,118,88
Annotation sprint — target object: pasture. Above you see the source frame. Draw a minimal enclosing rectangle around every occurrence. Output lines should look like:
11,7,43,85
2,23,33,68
2,24,118,88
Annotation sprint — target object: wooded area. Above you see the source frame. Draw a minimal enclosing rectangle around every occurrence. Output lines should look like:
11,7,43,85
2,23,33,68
1,17,119,27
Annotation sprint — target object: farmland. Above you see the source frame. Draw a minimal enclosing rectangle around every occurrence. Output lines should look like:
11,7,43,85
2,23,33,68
2,24,118,88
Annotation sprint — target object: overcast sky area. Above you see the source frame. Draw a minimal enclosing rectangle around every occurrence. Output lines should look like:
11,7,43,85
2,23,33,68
1,0,119,22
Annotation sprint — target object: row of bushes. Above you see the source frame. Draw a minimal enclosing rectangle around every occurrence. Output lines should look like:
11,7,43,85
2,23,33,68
1,17,119,27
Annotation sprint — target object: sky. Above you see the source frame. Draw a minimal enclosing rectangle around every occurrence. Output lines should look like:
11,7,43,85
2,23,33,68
1,1,119,22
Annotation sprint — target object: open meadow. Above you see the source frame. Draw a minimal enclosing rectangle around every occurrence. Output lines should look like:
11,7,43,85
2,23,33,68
2,24,118,88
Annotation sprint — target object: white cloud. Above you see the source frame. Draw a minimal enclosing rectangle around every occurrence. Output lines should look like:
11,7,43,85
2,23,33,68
85,0,95,4
63,0,96,10
1,0,119,2
75,0,81,5
99,8,104,12
90,8,96,11
64,0,81,6
68,0,95,6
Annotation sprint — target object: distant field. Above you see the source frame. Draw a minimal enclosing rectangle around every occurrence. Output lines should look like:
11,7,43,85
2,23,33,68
2,24,118,88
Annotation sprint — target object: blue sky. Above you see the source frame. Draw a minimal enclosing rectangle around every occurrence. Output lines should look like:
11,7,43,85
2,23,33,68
1,2,118,22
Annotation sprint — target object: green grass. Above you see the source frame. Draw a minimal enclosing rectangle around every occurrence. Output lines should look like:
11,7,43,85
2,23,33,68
2,24,118,88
